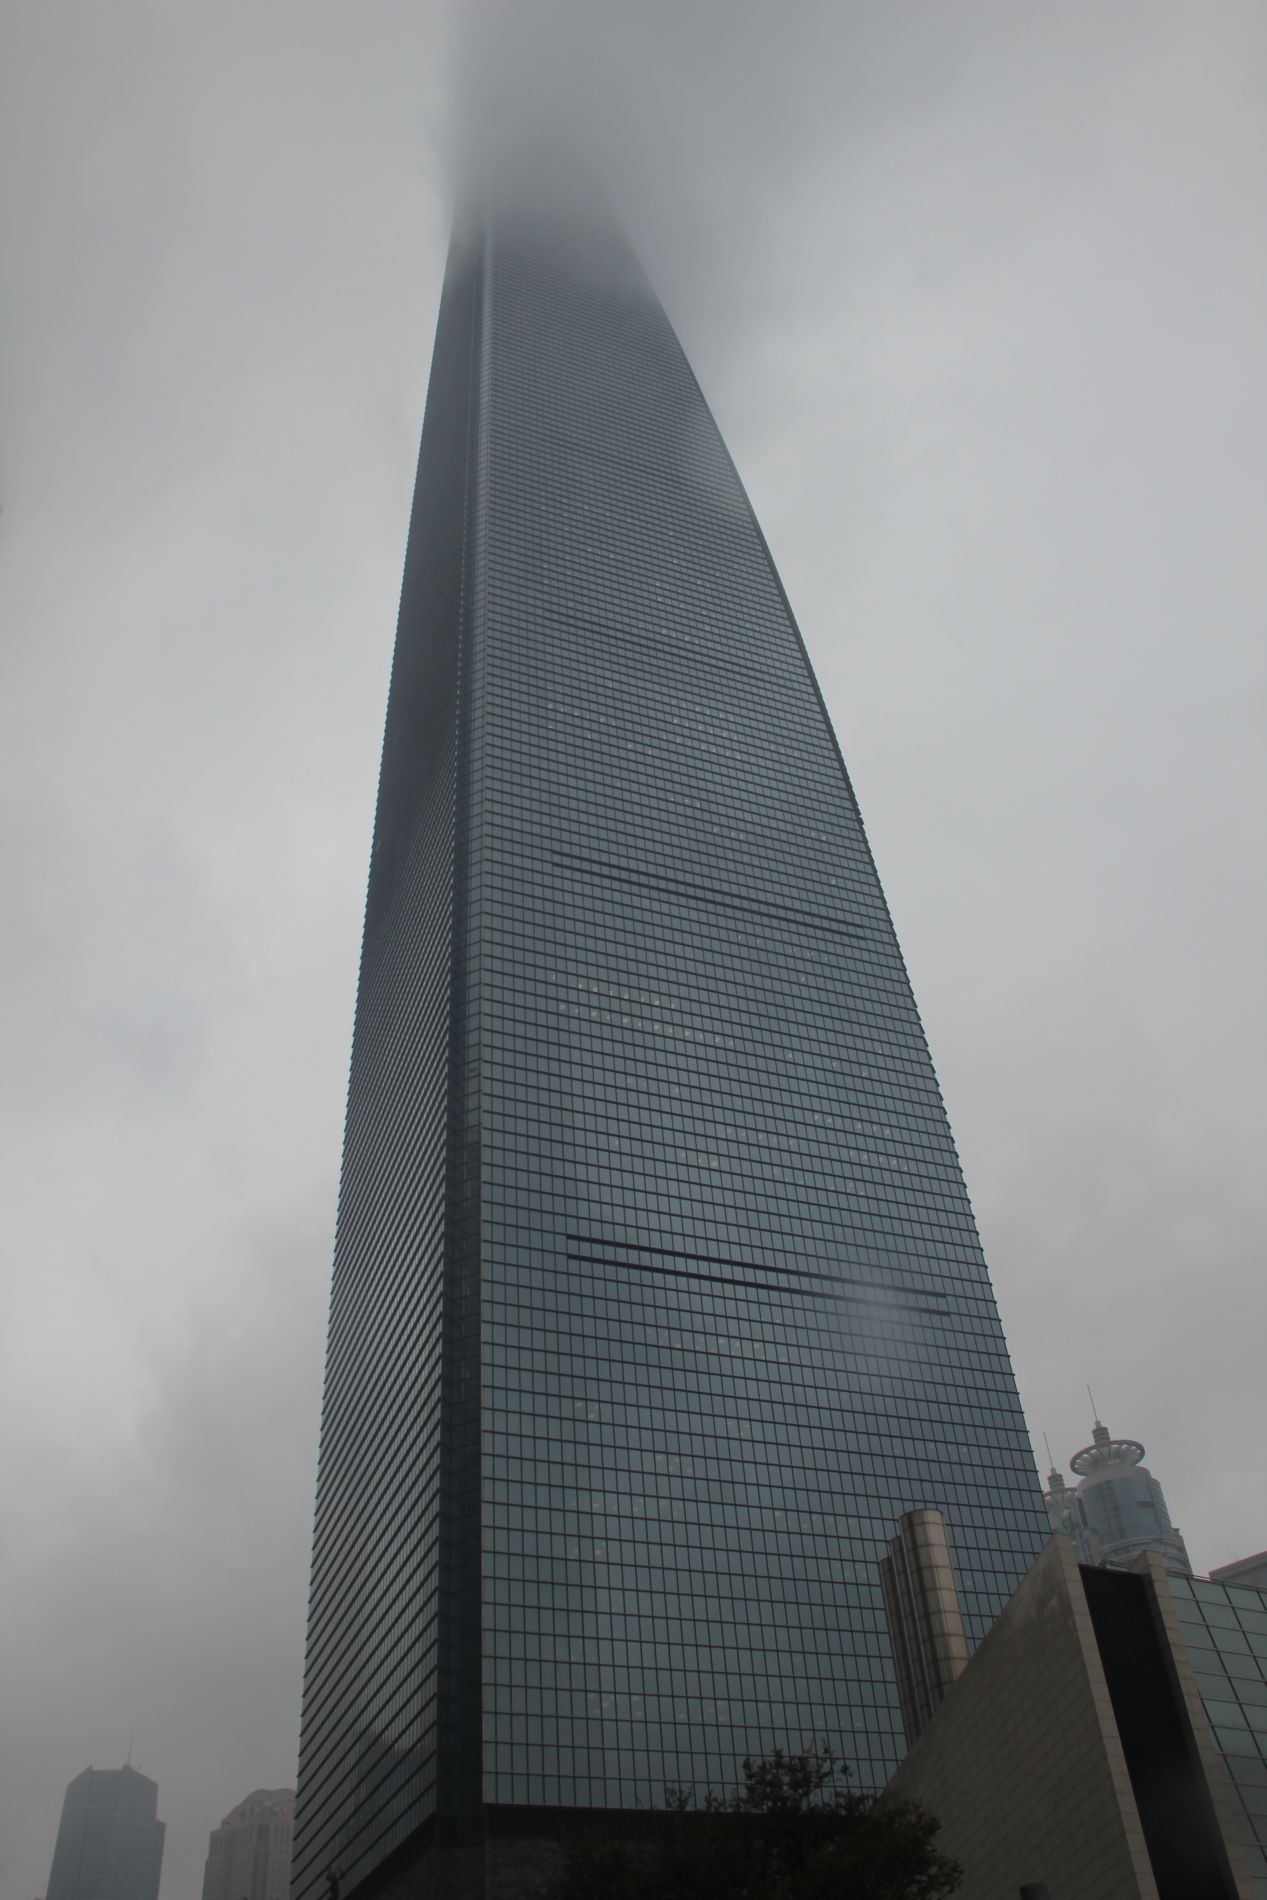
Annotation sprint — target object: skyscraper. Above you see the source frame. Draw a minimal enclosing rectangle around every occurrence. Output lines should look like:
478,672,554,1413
1044,1415,1192,1575
200,1790,294,1900
292,200,1048,1900
45,1767,165,1900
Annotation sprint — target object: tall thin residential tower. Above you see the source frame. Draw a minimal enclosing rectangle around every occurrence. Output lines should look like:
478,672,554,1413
293,203,1047,1900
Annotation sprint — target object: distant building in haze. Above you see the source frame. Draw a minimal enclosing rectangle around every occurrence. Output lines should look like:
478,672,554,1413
1212,1553,1267,1592
200,1790,293,1900
1044,1414,1192,1575
45,1767,164,1900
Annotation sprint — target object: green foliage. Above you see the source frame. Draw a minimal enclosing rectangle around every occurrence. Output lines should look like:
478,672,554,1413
541,1744,961,1900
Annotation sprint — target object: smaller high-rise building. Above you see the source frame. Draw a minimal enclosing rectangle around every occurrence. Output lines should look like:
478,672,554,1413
1213,1554,1267,1592
45,1767,165,1900
200,1790,293,1900
1044,1415,1192,1575
880,1509,970,1747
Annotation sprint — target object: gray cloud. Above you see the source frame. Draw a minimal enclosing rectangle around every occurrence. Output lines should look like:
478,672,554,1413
3,5,1265,1898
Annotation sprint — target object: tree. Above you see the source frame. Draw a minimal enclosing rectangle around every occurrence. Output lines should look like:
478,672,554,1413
541,1743,961,1899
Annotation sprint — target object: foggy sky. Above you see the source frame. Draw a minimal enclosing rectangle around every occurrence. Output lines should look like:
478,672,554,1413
2,5,1265,1899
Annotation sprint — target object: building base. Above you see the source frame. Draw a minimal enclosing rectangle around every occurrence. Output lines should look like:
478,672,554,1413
346,1805,675,1900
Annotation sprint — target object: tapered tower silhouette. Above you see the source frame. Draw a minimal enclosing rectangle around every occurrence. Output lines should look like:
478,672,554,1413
292,199,1047,1900
46,1767,164,1900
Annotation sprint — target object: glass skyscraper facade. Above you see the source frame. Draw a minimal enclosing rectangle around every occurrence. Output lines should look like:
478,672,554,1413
1167,1572,1267,1894
292,204,1048,1900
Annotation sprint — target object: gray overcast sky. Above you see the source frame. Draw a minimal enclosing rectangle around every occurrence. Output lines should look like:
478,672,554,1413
2,4,1265,1898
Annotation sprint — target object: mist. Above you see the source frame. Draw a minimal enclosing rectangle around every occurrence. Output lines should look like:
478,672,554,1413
2,5,1265,1899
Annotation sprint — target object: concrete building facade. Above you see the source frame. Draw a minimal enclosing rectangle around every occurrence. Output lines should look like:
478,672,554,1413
885,1531,1254,1898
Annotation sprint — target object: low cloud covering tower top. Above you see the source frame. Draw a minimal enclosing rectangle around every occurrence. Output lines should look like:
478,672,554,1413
292,199,1048,1900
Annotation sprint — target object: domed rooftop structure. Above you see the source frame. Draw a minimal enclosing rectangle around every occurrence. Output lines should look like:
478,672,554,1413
1070,1420,1147,1478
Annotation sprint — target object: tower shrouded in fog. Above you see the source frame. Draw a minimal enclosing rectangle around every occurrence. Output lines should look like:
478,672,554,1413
45,1767,165,1900
291,200,1048,1900
201,1790,293,1900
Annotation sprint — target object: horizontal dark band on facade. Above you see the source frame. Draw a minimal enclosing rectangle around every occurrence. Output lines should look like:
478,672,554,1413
553,852,868,942
564,1250,949,1318
567,1234,954,1307
486,594,802,695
